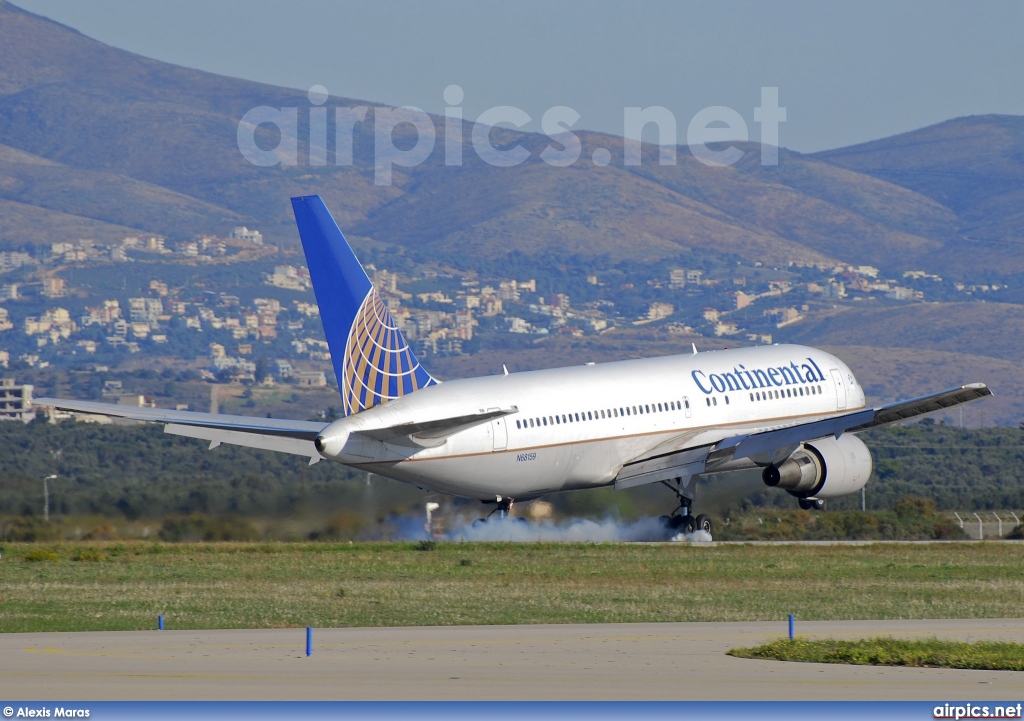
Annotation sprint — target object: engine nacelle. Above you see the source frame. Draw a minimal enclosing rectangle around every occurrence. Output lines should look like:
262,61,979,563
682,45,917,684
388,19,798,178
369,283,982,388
761,434,872,499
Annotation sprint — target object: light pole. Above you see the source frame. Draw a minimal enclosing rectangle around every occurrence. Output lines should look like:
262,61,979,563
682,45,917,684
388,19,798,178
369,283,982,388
45,448,63,523
43,474,56,522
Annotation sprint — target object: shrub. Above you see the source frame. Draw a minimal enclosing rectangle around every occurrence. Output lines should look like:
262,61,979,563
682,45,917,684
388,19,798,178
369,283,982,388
1,517,60,542
308,512,363,541
71,548,107,562
1005,524,1024,540
894,496,937,519
158,514,259,542
24,549,60,562
84,524,118,540
933,520,968,540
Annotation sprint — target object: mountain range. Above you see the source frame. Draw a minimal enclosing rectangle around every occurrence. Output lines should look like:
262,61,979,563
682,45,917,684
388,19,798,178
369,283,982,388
3,1,1024,277
0,0,1022,424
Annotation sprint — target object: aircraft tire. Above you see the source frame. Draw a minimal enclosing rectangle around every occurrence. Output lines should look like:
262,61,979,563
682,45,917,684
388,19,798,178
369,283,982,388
694,514,713,535
680,514,696,534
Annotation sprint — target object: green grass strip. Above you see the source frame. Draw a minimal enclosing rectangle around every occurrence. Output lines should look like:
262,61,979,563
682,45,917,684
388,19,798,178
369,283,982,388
728,637,1024,671
3,541,1024,632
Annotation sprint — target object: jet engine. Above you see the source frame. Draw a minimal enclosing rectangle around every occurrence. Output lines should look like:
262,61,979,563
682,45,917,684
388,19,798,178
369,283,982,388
761,434,872,499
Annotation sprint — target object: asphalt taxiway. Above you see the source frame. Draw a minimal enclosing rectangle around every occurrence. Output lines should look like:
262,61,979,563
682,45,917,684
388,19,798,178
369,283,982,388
2,619,1023,700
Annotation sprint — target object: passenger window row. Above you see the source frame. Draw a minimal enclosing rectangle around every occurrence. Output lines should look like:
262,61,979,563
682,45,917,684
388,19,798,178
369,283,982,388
515,398,691,430
512,383,829,430
749,385,823,402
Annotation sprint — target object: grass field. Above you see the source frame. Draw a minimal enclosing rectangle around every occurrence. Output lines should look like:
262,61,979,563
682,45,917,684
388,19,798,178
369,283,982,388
728,637,1024,671
2,541,1023,633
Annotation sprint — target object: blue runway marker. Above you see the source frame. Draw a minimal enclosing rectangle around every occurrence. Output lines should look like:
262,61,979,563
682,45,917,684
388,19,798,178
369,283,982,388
158,615,164,631
306,626,312,656
788,614,794,639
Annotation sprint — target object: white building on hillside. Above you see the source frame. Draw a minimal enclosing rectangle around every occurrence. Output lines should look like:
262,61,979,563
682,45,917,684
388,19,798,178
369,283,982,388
230,227,264,245
0,378,34,422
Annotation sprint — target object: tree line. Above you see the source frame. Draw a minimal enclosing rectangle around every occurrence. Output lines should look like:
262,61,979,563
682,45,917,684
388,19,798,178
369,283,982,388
0,418,1021,528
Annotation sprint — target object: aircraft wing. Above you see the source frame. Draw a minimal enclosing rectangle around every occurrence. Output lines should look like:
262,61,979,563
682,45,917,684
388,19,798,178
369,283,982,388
34,397,327,460
614,383,991,490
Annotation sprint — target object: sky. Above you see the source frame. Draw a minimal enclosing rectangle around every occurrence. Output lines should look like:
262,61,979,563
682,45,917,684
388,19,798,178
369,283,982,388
12,0,1024,153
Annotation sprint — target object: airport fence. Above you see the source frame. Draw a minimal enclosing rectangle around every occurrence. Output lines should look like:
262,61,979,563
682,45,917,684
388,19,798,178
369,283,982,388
946,511,1024,540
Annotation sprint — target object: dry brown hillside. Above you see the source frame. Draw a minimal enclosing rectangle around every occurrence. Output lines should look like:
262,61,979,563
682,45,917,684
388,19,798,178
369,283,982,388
1,0,1022,282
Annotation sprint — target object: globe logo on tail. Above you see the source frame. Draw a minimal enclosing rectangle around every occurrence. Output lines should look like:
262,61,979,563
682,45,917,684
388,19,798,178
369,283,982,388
342,288,437,415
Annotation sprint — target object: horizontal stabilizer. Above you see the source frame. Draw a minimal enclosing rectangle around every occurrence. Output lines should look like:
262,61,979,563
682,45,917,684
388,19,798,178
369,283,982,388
356,406,518,447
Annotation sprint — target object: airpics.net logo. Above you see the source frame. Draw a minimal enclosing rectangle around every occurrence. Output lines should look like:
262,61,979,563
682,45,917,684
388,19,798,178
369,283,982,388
934,703,1024,719
236,85,787,186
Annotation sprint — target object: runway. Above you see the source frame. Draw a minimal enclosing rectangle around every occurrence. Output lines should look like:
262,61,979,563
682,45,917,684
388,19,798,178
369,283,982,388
2,619,1024,700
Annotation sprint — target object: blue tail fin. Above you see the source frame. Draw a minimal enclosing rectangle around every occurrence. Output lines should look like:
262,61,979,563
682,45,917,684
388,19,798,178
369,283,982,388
291,195,438,416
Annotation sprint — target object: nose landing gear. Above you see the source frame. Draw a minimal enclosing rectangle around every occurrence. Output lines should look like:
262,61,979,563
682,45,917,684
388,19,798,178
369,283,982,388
490,496,515,518
472,496,515,527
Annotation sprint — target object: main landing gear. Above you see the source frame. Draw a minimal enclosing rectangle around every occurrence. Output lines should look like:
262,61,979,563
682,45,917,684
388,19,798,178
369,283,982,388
662,511,713,535
659,478,713,537
798,497,824,511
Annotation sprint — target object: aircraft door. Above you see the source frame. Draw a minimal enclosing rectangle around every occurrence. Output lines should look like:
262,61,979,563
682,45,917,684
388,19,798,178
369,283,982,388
830,369,847,410
683,396,692,418
489,411,508,451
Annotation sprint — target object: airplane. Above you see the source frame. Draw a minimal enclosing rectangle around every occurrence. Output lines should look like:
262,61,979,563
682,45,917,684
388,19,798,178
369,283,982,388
38,195,991,537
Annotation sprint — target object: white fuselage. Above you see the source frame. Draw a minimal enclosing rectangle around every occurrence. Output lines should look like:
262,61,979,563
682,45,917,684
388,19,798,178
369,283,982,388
318,344,865,501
